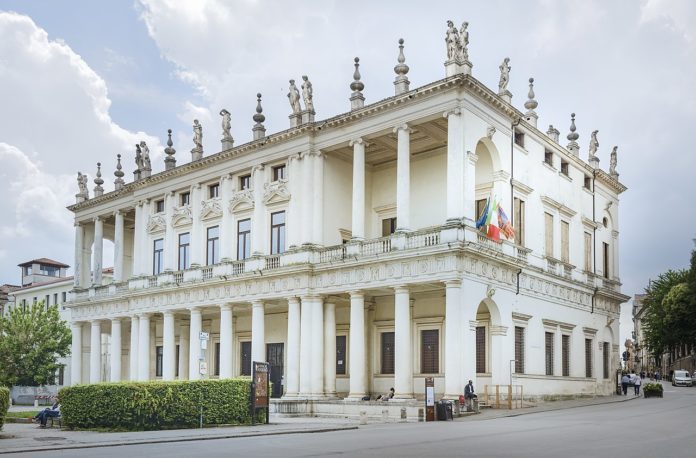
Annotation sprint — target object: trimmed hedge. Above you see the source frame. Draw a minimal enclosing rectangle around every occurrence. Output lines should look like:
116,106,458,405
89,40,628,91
59,379,264,431
0,386,9,430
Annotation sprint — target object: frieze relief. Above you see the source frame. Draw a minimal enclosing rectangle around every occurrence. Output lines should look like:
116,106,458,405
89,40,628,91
171,205,193,228
200,197,223,220
263,179,290,205
229,189,254,213
146,214,166,233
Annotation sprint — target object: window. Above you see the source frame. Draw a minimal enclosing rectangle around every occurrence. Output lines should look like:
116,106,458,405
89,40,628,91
45,294,50,307
381,332,395,374
514,130,525,148
153,238,164,275
207,226,220,265
178,232,190,270
584,176,592,190
215,342,220,376
513,198,525,246
602,342,610,379
560,160,569,176
240,341,251,376
33,297,37,304
421,329,439,374
545,332,554,376
336,335,347,375
476,199,488,223
39,265,60,276
381,217,397,237
180,192,190,206
57,366,64,386
272,165,286,181
603,242,610,278
270,211,286,255
476,326,486,373
585,339,593,378
176,345,180,377
584,232,592,272
561,221,570,263
61,292,67,302
544,150,554,166
514,327,525,374
156,346,163,377
237,219,251,260
208,183,219,198
562,334,570,377
155,199,165,213
53,293,58,305
240,174,251,190
544,212,554,258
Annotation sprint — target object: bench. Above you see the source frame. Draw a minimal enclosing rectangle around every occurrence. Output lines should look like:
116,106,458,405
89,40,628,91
46,415,62,428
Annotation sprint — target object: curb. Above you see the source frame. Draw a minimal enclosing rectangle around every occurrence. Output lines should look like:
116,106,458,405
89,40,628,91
0,425,358,455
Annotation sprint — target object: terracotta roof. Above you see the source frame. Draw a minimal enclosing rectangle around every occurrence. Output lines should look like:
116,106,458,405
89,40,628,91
17,258,70,268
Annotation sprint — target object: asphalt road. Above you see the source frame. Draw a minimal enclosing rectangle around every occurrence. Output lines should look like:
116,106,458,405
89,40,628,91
27,384,696,457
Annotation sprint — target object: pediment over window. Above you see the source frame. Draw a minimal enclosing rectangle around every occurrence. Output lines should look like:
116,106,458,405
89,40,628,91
263,179,290,205
147,214,166,234
229,189,254,213
200,197,222,221
171,205,192,228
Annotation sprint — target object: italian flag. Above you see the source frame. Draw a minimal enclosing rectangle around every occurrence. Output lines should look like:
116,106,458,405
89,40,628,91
485,198,500,242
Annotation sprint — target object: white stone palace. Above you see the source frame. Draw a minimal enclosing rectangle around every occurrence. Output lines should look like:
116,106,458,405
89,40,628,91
66,21,628,413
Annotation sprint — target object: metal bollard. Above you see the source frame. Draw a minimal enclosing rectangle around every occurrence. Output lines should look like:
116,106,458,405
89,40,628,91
382,409,389,422
359,411,368,425
418,408,424,422
401,407,407,422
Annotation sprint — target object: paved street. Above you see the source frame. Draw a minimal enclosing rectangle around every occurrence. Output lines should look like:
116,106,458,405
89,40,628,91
4,383,696,457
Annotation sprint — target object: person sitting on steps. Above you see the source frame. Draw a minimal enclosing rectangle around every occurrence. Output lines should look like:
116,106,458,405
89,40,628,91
376,387,395,401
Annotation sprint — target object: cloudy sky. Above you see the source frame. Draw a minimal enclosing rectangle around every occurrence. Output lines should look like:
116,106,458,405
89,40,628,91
1,0,694,342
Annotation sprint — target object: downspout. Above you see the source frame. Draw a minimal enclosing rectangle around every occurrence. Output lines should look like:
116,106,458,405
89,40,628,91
592,170,597,313
516,269,522,295
510,118,522,227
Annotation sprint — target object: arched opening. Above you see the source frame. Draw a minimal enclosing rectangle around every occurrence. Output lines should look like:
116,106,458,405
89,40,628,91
474,139,504,221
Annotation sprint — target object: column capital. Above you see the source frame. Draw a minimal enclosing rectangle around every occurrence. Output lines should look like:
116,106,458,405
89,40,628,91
93,216,102,223
137,312,151,319
466,151,479,164
114,209,123,217
444,279,462,288
393,285,410,294
90,319,102,325
349,137,369,148
74,220,82,228
393,123,412,134
110,316,122,323
443,107,462,118
348,290,364,299
163,310,175,317
188,306,201,314
251,299,265,308
220,303,233,312
287,296,300,304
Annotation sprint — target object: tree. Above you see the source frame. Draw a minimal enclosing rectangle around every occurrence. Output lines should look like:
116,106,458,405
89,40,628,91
0,301,71,387
642,269,688,360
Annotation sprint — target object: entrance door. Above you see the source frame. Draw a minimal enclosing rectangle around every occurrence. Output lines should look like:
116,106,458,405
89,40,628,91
266,343,284,398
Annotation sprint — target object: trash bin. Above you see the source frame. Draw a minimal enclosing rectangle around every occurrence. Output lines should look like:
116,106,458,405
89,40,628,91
437,400,453,421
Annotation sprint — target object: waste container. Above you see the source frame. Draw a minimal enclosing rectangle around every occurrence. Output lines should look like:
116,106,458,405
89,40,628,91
436,400,453,421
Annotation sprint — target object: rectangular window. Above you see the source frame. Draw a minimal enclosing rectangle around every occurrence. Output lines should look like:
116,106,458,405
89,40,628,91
178,232,190,270
272,165,286,181
155,199,165,213
153,238,164,275
603,242,610,278
381,332,395,374
209,183,219,198
585,339,593,378
53,293,58,305
240,341,251,376
421,329,439,374
476,326,486,373
514,130,525,148
476,199,488,223
207,226,220,265
62,292,66,302
175,345,180,377
336,335,347,375
270,211,286,255
237,219,251,260
57,366,64,386
562,334,570,377
156,345,163,377
180,192,190,206
561,220,570,263
240,174,251,190
514,326,525,374
584,176,592,190
45,294,50,307
215,342,220,377
584,232,592,272
545,332,554,376
381,217,397,237
544,213,554,258
560,160,569,176
544,150,554,166
603,342,610,379
513,198,525,246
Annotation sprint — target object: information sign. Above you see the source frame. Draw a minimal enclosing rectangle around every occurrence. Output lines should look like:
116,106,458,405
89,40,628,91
425,377,435,422
251,361,270,425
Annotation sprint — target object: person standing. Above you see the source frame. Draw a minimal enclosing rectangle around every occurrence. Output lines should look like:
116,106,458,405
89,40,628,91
621,373,630,395
634,374,642,395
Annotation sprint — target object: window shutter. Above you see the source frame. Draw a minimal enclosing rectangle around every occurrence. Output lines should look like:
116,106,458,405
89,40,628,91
562,335,570,377
515,327,525,374
514,198,525,246
545,332,554,376
544,213,554,257
584,232,592,272
561,221,570,263
585,339,593,378
476,326,486,373
336,335,346,375
602,342,610,379
420,330,439,374
603,242,610,278
241,341,251,376
381,332,395,374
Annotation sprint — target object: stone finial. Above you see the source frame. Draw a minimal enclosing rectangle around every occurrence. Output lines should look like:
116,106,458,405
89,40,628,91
547,124,560,143
394,38,410,95
114,154,125,190
609,146,619,178
93,162,104,197
524,77,538,127
220,109,234,150
191,119,203,161
350,57,365,110
164,129,177,170
252,93,266,141
566,113,580,156
76,171,89,202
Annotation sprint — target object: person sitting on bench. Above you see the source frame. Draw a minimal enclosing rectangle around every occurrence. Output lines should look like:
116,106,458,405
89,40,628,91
34,401,60,428
464,380,477,409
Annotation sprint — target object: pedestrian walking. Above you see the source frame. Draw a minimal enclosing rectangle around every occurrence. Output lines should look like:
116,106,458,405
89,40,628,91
634,374,642,395
621,374,630,395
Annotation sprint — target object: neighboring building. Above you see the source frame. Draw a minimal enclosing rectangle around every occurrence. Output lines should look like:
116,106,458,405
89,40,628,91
17,258,69,287
0,283,20,317
632,294,650,374
65,21,629,412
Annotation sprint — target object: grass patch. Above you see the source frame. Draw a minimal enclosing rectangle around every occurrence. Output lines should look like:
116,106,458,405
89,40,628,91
5,410,40,419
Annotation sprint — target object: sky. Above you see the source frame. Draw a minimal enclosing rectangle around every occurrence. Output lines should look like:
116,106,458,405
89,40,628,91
1,0,695,344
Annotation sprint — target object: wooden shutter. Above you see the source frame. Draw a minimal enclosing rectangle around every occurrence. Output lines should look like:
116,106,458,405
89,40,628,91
603,242,610,278
421,330,439,374
336,335,346,375
476,326,486,373
545,332,554,376
584,232,592,272
514,326,525,374
561,221,570,263
562,335,570,377
214,342,220,376
381,332,395,374
175,345,180,377
603,342,609,379
240,341,251,376
514,198,525,246
585,339,593,378
156,346,163,377
544,213,554,257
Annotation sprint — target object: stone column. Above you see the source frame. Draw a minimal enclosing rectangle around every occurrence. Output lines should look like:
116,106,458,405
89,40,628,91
350,138,365,240
81,226,93,287
74,223,83,288
138,314,151,381
301,153,314,245
189,307,202,380
114,211,124,282
299,296,312,396
190,185,203,267
285,297,301,397
70,322,82,385
323,301,337,397
110,318,122,382
444,280,462,398
129,316,139,381
310,296,325,397
394,286,413,398
251,300,265,368
287,155,301,248
251,166,265,255
89,320,101,383
348,291,367,399
445,109,465,222
93,217,104,285
219,304,234,378
179,323,190,380
163,311,176,381
133,202,145,276
220,176,234,261
163,192,176,272
395,124,412,231
312,151,324,245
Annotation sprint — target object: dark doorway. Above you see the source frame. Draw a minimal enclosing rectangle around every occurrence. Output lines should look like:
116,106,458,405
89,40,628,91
266,343,284,398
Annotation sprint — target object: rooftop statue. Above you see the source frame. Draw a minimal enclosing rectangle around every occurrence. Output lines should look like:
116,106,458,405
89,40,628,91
287,79,301,114
220,109,232,139
302,75,314,113
445,20,459,60
609,146,618,177
134,143,143,171
193,119,203,150
77,171,88,197
498,57,511,92
140,141,151,171
457,21,469,61
589,130,599,160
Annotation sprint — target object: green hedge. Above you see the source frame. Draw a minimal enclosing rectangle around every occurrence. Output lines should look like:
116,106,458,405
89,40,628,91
58,379,264,431
0,386,9,430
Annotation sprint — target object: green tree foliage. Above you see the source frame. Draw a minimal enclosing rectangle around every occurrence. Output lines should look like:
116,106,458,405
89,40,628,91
0,301,71,387
0,386,9,430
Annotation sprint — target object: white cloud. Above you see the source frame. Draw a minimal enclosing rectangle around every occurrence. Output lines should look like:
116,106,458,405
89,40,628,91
640,0,696,44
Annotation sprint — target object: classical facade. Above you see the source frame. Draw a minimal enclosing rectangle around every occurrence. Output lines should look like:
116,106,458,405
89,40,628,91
66,21,628,406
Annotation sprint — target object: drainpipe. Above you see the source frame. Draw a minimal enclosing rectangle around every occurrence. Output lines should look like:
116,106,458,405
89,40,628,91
509,118,522,227
516,269,522,295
